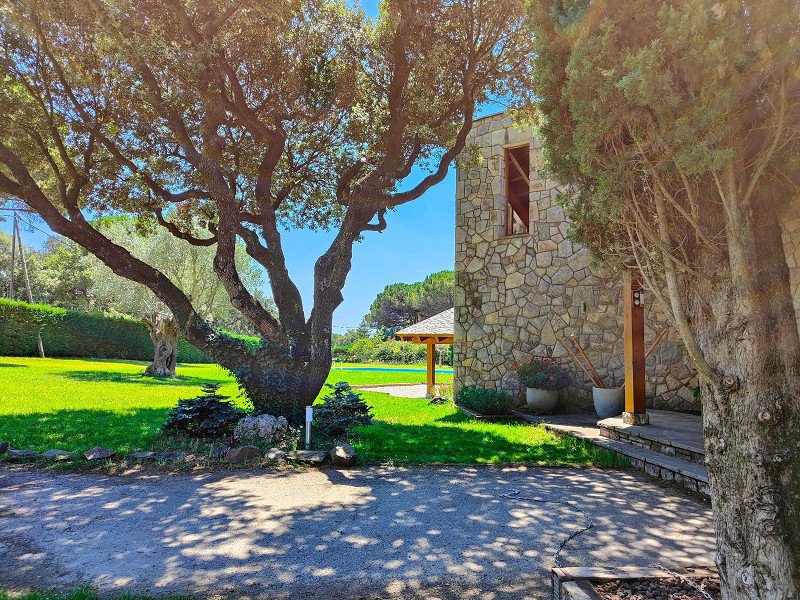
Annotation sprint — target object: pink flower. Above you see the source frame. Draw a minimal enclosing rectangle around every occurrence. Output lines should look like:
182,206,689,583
549,375,555,381
546,359,552,364
514,364,519,370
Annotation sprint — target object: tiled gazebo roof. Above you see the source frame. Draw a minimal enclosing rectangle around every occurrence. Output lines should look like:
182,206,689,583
396,308,454,344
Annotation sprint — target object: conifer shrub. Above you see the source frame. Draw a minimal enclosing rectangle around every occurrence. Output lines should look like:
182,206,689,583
313,382,373,437
162,383,245,438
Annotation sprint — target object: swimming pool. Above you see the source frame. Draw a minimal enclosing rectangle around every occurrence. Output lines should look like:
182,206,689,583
333,367,454,374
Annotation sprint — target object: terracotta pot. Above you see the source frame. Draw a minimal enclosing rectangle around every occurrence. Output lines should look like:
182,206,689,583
526,387,559,414
593,386,625,418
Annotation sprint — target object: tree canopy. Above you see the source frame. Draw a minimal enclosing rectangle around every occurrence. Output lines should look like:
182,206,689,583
365,269,454,331
0,0,535,413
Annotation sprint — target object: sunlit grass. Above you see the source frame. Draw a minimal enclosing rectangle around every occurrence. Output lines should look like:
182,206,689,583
0,357,446,454
351,391,623,466
0,357,617,467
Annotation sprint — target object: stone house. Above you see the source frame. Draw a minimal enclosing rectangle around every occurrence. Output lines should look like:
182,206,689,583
453,112,698,413
454,111,800,413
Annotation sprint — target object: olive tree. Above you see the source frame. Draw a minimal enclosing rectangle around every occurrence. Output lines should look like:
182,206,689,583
528,0,800,596
0,0,534,416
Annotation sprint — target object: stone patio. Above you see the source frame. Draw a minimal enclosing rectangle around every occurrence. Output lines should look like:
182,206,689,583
352,383,430,398
511,410,709,497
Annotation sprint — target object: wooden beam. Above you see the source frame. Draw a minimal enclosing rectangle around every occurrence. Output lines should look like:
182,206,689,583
426,342,436,397
623,271,646,416
507,150,530,186
396,334,454,345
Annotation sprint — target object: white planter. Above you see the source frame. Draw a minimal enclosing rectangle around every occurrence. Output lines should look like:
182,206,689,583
593,386,625,418
526,387,559,414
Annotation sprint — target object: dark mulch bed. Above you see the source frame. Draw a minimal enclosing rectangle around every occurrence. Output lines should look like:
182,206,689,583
594,577,721,600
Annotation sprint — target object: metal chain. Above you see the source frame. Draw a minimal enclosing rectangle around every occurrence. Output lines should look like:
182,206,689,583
650,563,715,600
499,488,595,567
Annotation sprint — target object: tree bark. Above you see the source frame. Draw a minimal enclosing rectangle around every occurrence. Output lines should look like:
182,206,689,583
680,193,800,599
143,314,180,377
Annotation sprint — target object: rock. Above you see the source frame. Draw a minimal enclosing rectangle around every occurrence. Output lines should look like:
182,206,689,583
43,450,75,461
225,446,262,464
329,444,356,468
83,447,115,461
209,445,231,460
0,441,9,456
284,450,328,464
158,451,189,462
129,451,160,460
6,449,39,461
233,414,289,440
266,448,287,461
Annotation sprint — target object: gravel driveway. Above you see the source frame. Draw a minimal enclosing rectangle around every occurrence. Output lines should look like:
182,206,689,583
0,466,716,599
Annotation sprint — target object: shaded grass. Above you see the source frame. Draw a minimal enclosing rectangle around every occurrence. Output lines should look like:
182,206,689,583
0,588,196,600
350,391,623,466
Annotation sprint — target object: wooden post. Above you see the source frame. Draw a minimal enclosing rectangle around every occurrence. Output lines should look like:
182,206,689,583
623,270,648,424
426,342,436,397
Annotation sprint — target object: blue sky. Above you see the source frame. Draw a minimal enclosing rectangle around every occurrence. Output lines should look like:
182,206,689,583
1,0,501,332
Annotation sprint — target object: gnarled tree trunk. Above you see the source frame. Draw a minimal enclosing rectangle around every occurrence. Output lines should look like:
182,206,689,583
679,194,800,599
142,313,180,377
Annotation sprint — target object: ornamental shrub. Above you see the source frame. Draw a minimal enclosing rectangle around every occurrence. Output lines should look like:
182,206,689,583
162,383,245,438
455,385,516,415
313,382,373,437
515,356,571,390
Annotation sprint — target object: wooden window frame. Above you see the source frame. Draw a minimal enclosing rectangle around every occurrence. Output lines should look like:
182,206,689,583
504,144,531,236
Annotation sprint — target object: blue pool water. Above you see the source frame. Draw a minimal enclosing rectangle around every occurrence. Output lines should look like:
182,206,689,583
334,367,454,374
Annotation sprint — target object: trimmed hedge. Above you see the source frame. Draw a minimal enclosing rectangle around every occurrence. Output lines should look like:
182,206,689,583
0,299,258,364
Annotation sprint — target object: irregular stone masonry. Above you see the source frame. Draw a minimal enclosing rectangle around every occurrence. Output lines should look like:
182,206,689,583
454,112,699,412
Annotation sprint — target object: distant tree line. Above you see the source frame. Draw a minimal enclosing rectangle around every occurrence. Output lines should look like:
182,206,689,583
330,270,455,365
364,270,454,332
0,217,272,337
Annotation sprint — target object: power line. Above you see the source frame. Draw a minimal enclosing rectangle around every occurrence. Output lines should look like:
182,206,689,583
14,213,58,240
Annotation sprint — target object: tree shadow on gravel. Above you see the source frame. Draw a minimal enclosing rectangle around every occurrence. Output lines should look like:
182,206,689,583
0,466,717,599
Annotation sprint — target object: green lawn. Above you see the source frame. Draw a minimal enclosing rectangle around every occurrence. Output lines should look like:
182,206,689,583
352,391,618,465
0,356,617,466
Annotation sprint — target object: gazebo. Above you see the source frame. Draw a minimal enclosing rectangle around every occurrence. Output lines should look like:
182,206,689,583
395,307,454,396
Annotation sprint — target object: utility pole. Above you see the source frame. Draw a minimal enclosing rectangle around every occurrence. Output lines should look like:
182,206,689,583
9,214,15,301
12,212,45,358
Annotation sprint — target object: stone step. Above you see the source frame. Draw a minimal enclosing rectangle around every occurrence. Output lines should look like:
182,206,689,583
597,410,705,465
510,411,709,497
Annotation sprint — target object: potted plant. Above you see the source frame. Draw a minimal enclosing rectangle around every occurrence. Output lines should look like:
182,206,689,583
515,356,571,414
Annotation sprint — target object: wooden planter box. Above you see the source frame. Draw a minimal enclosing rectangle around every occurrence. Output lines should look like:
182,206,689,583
551,566,718,600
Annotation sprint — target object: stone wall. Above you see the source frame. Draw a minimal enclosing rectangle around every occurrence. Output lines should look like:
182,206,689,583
454,113,699,413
